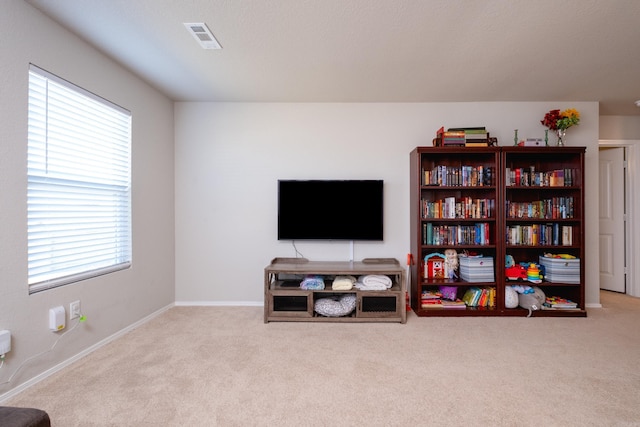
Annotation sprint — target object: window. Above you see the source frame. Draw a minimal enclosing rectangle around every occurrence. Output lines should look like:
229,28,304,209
27,64,132,293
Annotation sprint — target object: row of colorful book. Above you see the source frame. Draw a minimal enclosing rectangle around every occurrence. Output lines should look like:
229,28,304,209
506,224,574,246
506,197,575,220
421,197,495,219
422,223,492,246
505,167,576,187
422,165,494,187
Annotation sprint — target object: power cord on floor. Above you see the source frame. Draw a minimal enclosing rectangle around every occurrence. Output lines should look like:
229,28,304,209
0,315,86,386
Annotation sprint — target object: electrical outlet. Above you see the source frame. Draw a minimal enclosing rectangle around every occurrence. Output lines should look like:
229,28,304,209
70,300,81,320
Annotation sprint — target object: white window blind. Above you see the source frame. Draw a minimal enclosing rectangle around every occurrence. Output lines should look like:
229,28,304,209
27,64,132,293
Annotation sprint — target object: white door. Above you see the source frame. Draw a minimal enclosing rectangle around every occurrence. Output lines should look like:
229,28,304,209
599,147,626,292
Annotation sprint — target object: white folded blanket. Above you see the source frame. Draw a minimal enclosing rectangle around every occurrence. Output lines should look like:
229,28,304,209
354,274,392,291
361,274,392,288
332,275,356,290
355,281,388,291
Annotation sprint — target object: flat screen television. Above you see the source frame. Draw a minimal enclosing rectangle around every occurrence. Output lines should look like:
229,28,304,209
278,180,384,241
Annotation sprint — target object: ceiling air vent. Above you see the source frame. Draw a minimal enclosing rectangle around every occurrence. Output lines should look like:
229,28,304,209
184,23,222,50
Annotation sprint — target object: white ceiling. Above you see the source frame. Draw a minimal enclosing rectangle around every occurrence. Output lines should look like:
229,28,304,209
26,0,640,115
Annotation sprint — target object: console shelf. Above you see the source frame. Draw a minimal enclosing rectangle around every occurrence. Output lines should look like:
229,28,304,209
264,258,407,323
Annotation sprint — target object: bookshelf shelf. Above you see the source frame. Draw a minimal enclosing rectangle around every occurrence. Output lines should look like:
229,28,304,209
410,146,586,317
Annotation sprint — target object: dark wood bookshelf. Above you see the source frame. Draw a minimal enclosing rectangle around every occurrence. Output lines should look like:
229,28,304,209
410,146,586,317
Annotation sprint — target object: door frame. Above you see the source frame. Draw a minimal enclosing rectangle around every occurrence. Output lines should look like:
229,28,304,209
599,140,639,297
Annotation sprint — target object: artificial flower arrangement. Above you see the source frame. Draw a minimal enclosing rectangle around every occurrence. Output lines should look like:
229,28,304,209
541,108,580,146
541,108,580,130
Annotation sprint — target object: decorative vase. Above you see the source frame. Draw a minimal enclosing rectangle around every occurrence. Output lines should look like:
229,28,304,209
556,128,566,146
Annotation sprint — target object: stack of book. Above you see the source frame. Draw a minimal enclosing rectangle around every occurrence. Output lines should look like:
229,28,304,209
543,296,578,309
434,127,490,147
459,255,494,282
442,130,466,146
420,289,467,309
442,127,489,146
420,289,443,309
539,255,580,283
459,127,489,146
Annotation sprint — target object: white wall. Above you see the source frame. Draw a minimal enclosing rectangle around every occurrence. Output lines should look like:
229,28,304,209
0,0,604,400
600,116,640,140
0,1,175,399
175,102,600,306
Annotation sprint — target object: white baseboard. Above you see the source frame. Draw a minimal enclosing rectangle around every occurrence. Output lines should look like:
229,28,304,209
174,301,263,307
0,303,174,403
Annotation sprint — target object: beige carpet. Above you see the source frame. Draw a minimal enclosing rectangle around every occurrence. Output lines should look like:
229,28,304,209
6,291,640,426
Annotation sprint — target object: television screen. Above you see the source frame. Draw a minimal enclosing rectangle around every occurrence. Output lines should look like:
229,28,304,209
278,180,384,241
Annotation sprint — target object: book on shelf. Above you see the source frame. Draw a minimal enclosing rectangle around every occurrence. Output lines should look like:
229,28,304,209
463,130,488,138
421,289,442,300
440,299,467,309
562,225,573,245
448,127,486,132
465,141,489,147
421,299,444,309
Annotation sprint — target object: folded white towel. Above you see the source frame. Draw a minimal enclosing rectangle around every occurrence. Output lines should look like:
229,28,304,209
361,274,392,288
332,275,356,290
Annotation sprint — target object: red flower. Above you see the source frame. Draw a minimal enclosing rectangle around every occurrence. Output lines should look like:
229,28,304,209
541,109,561,130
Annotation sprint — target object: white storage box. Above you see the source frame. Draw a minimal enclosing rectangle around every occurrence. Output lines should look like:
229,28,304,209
459,256,494,282
539,256,580,273
539,255,580,283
